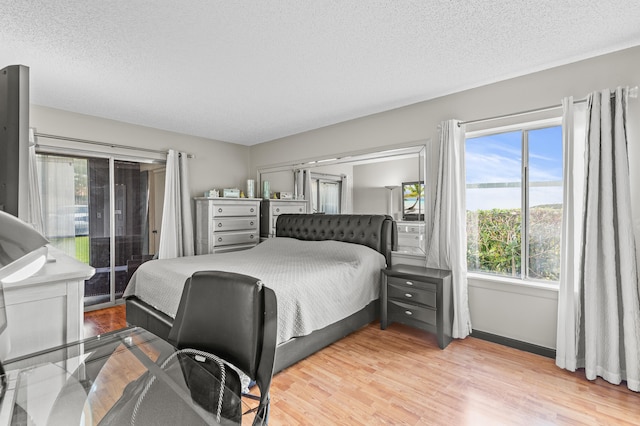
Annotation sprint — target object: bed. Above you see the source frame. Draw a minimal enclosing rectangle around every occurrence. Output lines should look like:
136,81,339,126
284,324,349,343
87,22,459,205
124,214,395,373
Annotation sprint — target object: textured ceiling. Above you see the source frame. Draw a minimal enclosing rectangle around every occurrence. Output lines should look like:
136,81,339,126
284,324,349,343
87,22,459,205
1,1,640,146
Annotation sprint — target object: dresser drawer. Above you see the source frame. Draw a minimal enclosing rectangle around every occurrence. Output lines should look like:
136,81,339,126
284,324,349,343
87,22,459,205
211,204,258,217
214,218,257,232
387,276,436,292
388,299,436,326
398,224,423,234
388,282,436,308
397,233,424,245
212,231,257,247
272,204,306,215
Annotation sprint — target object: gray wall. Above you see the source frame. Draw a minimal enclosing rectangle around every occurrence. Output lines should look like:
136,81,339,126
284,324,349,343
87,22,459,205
249,45,640,350
30,105,251,199
352,157,418,216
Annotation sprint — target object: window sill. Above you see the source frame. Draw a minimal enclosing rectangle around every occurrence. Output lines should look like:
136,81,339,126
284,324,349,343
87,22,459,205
467,272,559,298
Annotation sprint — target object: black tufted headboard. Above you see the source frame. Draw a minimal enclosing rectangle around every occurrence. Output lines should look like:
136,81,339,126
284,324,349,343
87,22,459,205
275,214,396,267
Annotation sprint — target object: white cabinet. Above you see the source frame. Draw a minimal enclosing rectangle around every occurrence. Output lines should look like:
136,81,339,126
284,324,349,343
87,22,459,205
396,220,426,253
2,247,95,362
260,199,308,239
194,198,260,254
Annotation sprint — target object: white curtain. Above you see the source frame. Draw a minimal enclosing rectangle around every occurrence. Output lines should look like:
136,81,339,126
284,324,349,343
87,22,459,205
293,169,312,201
340,174,352,213
294,170,302,199
158,149,194,259
27,128,44,234
37,155,76,256
426,119,472,339
556,88,640,392
556,97,587,372
303,169,312,203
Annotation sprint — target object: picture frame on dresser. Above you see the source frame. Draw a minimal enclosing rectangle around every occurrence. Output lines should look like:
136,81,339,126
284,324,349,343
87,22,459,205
402,181,425,221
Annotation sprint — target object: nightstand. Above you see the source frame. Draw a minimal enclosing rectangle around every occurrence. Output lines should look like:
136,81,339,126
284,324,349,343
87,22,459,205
380,264,453,349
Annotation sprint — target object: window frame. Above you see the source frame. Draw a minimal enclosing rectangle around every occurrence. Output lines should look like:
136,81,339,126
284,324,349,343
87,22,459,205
465,117,563,284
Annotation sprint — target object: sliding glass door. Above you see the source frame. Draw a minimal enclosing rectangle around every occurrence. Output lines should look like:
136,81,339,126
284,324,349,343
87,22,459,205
37,153,164,309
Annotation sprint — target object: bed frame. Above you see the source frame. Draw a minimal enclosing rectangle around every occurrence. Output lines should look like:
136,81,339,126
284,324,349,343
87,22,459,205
125,214,396,373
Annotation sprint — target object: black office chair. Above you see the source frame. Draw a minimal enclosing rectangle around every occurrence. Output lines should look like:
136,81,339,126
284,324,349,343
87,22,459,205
168,271,278,425
98,271,277,426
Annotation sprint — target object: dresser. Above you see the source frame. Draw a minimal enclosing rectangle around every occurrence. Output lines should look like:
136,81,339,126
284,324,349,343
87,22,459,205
2,247,95,362
260,199,308,239
194,198,260,254
380,264,453,349
396,220,426,253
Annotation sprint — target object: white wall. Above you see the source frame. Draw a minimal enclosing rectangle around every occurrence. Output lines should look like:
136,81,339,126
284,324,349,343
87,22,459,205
30,105,251,198
249,45,640,350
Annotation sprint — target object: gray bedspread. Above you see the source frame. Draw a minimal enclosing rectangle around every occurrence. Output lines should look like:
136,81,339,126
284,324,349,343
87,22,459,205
123,237,385,344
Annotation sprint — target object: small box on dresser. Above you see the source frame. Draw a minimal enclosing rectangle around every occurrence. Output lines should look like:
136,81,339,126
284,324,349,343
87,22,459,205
194,197,260,254
260,199,308,239
380,264,453,349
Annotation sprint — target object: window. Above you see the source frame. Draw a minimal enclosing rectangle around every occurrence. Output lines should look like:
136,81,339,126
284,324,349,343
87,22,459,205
465,122,563,282
310,173,342,214
37,153,166,307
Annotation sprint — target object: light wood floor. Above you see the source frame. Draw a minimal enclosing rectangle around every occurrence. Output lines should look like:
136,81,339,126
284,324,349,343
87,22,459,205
85,307,639,425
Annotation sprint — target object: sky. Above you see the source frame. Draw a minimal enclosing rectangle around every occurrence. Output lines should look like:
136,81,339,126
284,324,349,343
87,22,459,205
465,126,563,211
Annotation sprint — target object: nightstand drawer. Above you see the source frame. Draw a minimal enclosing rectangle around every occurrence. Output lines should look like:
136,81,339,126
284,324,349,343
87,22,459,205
214,218,257,232
387,276,436,292
388,283,436,308
212,231,257,247
212,204,257,217
388,299,436,326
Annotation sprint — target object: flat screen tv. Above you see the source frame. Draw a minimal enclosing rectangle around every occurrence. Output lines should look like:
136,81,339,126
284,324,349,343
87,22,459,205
0,64,30,217
402,181,424,221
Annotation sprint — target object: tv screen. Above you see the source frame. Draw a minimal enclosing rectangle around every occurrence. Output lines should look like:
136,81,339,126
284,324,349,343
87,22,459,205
402,181,424,221
0,65,30,217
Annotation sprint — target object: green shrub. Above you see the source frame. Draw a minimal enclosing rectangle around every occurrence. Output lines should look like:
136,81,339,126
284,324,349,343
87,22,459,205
467,207,561,281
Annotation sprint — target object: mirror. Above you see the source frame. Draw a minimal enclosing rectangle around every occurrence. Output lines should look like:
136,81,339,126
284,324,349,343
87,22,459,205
257,142,428,256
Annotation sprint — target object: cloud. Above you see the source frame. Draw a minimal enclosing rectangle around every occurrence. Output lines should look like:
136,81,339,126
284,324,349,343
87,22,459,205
466,151,521,183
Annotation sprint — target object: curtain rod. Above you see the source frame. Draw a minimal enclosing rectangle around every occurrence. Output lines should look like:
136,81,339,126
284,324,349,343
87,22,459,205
33,132,193,158
458,86,638,127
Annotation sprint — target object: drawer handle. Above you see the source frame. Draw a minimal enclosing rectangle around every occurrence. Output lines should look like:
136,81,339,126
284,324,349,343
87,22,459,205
404,310,413,316
299,208,303,212
250,208,255,212
405,281,414,286
404,293,413,298
217,237,223,242
218,208,223,213
249,234,254,239
217,222,223,227
250,221,254,226
276,208,280,212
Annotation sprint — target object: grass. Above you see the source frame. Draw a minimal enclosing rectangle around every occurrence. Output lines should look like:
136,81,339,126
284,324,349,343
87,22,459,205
48,235,90,264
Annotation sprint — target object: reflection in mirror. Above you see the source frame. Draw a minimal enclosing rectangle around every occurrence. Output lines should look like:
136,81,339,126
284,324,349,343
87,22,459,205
257,143,428,256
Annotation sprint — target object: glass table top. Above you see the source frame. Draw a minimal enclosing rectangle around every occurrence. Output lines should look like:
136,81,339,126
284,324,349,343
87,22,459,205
0,327,257,425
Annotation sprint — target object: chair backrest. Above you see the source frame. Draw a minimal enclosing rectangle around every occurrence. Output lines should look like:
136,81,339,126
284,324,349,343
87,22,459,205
168,270,277,422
